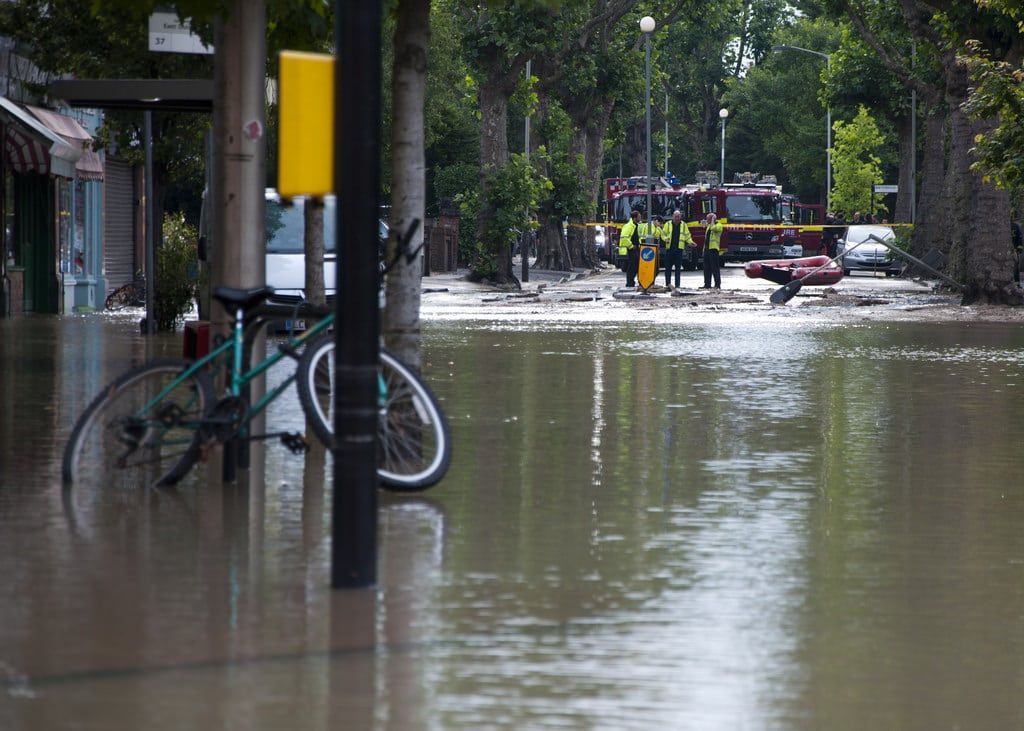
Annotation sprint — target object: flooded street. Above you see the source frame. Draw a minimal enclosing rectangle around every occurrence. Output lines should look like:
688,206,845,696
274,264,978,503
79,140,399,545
3,295,1024,728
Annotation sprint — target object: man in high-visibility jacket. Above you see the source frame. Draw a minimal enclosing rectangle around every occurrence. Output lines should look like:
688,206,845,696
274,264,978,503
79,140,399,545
618,208,643,287
700,212,724,289
661,209,694,289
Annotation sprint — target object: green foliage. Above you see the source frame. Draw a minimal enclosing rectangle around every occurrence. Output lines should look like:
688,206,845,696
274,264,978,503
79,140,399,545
962,40,1024,196
643,0,792,181
0,1,213,218
467,153,550,279
830,105,888,218
424,4,479,217
722,16,842,202
457,188,490,276
534,99,590,222
155,213,199,332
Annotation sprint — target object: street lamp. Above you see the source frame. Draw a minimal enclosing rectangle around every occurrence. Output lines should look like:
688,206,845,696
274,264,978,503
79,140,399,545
640,15,655,241
719,108,729,183
772,44,831,211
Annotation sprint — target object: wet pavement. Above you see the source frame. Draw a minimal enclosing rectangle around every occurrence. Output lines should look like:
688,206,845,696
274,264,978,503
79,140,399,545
3,272,1024,729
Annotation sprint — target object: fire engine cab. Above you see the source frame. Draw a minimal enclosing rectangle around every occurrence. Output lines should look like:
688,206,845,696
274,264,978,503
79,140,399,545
601,171,825,268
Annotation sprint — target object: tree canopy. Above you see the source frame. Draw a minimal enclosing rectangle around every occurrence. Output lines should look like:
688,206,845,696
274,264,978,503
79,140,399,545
5,0,1023,299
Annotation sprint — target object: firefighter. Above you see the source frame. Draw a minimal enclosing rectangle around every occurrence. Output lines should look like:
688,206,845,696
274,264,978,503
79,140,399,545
700,212,723,289
619,208,643,287
652,215,665,245
661,209,694,288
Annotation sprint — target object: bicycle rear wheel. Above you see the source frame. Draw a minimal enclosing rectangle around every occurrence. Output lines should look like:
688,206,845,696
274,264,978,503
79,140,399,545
296,338,452,491
104,282,144,311
63,359,214,488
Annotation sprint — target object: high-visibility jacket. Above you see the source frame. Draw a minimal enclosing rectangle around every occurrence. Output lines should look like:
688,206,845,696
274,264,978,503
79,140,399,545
614,218,638,254
662,220,694,249
618,220,652,254
705,220,724,251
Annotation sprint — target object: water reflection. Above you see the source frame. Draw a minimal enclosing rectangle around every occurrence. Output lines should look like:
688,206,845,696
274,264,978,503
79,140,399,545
2,316,1024,728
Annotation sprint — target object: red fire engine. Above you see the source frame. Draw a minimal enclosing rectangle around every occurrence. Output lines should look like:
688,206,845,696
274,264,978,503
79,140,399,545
601,172,825,268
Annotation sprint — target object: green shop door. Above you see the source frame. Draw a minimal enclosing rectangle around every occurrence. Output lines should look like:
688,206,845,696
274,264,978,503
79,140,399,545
15,174,56,314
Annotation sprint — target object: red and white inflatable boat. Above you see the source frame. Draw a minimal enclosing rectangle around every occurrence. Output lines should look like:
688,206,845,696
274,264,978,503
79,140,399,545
744,255,844,287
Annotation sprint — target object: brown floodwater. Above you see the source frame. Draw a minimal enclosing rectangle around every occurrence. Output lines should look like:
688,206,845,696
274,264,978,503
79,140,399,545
2,310,1024,729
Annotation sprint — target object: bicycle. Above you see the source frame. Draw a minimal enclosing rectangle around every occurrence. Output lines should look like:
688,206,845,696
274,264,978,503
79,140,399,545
104,274,147,311
62,287,451,492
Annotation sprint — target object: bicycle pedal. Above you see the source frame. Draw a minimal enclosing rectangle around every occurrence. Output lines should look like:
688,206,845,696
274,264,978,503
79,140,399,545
280,432,310,454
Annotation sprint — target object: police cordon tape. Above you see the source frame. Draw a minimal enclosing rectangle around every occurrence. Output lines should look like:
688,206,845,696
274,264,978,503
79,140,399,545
572,222,914,230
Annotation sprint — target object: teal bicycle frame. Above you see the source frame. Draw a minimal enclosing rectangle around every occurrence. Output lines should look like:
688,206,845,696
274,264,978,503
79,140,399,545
140,306,335,437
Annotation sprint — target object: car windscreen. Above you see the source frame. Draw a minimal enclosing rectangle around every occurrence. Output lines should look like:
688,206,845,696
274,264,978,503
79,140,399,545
724,194,779,222
844,226,894,244
608,194,682,222
265,198,337,253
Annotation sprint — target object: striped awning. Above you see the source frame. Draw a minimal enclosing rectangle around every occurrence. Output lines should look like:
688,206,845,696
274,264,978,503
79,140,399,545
26,104,104,181
5,123,49,175
0,96,80,178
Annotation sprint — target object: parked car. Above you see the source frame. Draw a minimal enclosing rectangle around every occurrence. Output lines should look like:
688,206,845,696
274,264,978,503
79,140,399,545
595,226,606,260
836,224,903,276
265,190,335,311
265,189,388,328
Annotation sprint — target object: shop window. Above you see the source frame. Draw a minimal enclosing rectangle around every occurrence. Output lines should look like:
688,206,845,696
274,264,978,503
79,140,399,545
4,170,15,267
74,179,87,275
58,178,72,274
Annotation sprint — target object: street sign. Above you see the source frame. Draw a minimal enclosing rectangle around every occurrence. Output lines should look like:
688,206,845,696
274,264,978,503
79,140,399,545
873,184,898,193
637,243,659,291
148,12,214,54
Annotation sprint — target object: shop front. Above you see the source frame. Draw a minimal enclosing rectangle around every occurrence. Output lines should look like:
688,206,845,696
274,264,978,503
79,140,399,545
1,96,103,316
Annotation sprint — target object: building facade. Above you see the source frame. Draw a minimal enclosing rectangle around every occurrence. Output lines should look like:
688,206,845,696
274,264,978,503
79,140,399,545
0,36,137,317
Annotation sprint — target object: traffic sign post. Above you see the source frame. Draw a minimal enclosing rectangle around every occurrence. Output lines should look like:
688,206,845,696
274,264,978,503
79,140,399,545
871,184,898,217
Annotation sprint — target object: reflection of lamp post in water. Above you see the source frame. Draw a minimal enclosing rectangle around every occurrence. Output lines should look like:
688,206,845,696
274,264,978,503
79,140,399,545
719,107,729,184
640,14,655,242
522,59,531,283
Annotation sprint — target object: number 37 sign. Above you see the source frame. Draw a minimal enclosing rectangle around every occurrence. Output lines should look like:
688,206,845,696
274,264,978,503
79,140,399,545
148,12,214,55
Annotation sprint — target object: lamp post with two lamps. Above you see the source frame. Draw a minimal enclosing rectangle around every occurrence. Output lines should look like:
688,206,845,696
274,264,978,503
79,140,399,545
772,44,831,210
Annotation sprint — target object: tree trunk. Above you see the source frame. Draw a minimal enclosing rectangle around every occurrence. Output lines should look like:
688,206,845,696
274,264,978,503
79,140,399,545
947,114,1020,303
537,217,568,270
565,127,591,268
562,102,614,269
475,64,519,286
303,198,325,441
627,119,646,177
894,114,913,223
942,56,1020,304
911,108,947,257
478,73,509,173
384,0,430,369
303,200,325,306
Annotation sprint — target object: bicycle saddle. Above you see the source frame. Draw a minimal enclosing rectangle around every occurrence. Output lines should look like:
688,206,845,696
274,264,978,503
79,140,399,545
213,286,275,312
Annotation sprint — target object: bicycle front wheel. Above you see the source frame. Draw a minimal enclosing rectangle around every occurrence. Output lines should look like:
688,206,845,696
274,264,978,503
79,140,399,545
63,359,215,488
296,338,452,491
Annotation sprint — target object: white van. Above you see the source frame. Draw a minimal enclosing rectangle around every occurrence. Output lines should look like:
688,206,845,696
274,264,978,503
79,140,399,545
264,189,389,318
